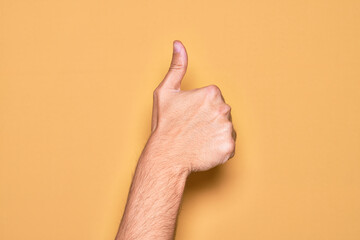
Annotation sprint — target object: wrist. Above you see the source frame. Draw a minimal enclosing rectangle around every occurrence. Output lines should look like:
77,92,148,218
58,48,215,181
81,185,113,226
133,138,190,199
140,130,191,177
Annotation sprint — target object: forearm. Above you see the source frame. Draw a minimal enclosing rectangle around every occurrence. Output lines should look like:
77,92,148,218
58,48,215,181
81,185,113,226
116,134,190,240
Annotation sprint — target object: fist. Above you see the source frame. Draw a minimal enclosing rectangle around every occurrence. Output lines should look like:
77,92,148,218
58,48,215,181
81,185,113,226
149,40,236,172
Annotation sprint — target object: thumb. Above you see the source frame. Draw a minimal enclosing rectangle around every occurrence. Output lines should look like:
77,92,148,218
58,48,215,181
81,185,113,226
160,40,188,90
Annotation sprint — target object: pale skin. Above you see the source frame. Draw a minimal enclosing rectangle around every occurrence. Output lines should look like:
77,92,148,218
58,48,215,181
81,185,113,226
115,40,236,240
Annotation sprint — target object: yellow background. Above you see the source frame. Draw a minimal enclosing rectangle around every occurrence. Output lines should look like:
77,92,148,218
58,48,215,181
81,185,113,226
1,0,360,239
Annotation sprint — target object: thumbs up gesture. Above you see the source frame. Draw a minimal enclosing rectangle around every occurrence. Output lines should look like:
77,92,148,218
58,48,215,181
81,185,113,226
149,40,236,173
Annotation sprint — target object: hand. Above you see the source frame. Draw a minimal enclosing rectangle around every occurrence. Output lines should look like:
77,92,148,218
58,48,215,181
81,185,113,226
116,40,235,239
149,40,236,172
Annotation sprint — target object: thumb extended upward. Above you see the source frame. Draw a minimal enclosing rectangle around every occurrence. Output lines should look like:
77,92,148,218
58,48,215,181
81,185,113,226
160,40,188,91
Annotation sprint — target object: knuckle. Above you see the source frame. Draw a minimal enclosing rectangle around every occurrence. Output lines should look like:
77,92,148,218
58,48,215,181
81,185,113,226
225,104,231,112
205,84,221,97
222,140,235,154
219,104,231,115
